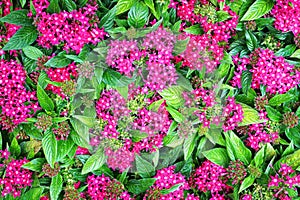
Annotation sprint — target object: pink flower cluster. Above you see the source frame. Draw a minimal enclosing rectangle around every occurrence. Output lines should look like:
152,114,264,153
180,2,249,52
144,166,189,200
106,40,142,76
46,63,78,98
0,60,39,131
232,48,300,94
106,28,178,91
105,147,135,172
189,160,230,199
31,0,106,53
0,0,20,56
268,164,300,199
239,123,278,151
86,174,132,200
271,0,300,35
222,97,244,132
175,0,238,72
0,158,33,198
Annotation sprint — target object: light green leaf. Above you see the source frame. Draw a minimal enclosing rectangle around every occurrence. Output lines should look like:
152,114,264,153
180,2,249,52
183,132,196,161
241,0,274,21
45,52,71,68
291,49,300,59
82,148,106,174
37,84,55,111
239,103,266,126
183,24,203,35
265,105,282,122
166,107,184,123
144,0,160,19
159,86,185,109
50,174,63,200
239,175,255,193
269,94,295,106
202,148,230,167
116,0,135,15
3,26,38,50
42,131,57,168
20,188,43,200
22,158,46,172
135,154,155,177
173,37,190,56
23,46,44,60
72,115,96,128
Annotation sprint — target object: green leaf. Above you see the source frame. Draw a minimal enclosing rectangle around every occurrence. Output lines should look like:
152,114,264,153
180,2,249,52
239,103,266,126
239,175,255,193
166,107,184,123
82,148,106,174
0,9,33,26
103,69,136,87
291,49,300,59
10,138,21,157
265,105,282,122
245,30,258,51
216,10,232,22
38,70,50,89
183,24,203,35
127,178,156,195
173,37,190,56
144,0,160,19
159,86,185,109
20,188,43,200
3,26,38,51
202,148,230,167
225,131,252,165
176,73,193,91
61,0,77,12
128,2,149,28
116,0,135,15
50,174,63,200
45,52,72,68
148,99,164,112
42,131,57,168
22,158,46,172
72,115,96,128
20,0,27,7
99,7,116,30
56,138,74,161
253,145,265,167
275,44,296,57
37,84,55,111
135,154,155,178
241,70,252,94
65,55,83,63
161,183,183,195
269,94,295,106
183,132,196,161
241,0,274,21
47,0,61,13
23,46,44,60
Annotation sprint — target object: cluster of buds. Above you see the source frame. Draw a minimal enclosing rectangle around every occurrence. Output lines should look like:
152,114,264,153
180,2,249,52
35,114,53,131
282,112,299,128
244,21,257,31
227,160,247,185
42,162,60,177
263,35,282,51
52,121,70,140
76,61,95,79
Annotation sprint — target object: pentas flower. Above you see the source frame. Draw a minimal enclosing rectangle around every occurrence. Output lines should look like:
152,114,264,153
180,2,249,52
0,60,39,131
0,158,33,198
186,193,200,200
238,123,278,151
105,146,135,172
232,48,300,94
86,174,132,200
271,0,300,35
75,146,90,155
32,1,106,53
222,97,244,132
106,40,142,76
189,160,230,199
0,149,10,160
227,160,247,185
268,164,300,199
282,112,299,128
52,121,71,140
46,63,78,99
144,166,189,200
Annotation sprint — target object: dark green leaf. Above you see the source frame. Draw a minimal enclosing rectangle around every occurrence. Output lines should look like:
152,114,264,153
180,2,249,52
99,7,116,30
183,132,196,161
245,30,258,51
20,188,43,200
241,70,252,94
10,138,21,157
183,24,203,35
103,69,136,87
42,131,57,168
23,46,44,60
127,178,156,195
45,52,71,68
265,105,282,122
241,0,274,21
3,26,38,50
37,84,55,111
82,148,106,174
202,148,230,167
61,0,77,12
50,174,63,200
166,107,184,123
0,9,33,26
128,2,149,28
47,0,61,13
